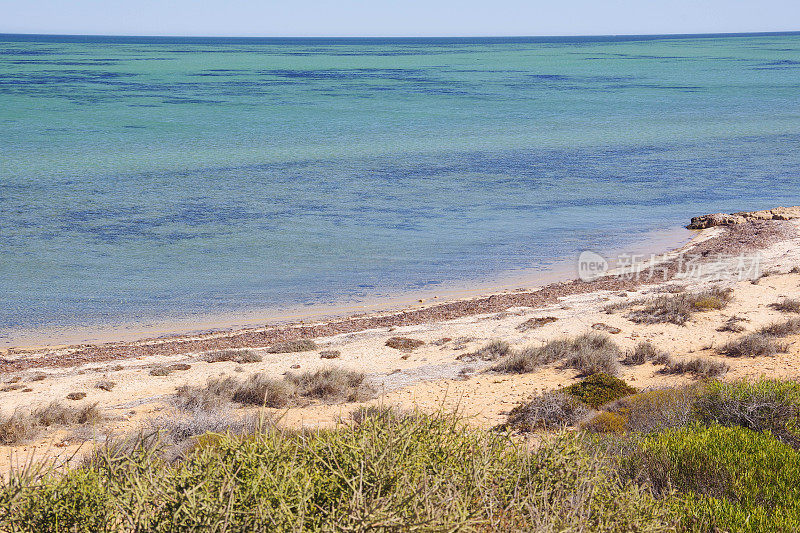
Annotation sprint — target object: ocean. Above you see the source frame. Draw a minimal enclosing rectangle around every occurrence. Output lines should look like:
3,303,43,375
2,32,800,344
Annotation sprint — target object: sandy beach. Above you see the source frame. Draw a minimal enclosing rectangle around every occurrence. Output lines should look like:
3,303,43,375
3,207,800,472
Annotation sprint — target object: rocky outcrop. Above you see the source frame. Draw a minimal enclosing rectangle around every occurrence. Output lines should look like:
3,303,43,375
688,206,800,229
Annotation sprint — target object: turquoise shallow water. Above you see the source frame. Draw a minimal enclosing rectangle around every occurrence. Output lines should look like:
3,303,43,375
2,33,800,342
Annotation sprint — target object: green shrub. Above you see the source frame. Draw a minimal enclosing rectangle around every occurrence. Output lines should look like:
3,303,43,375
694,379,800,447
0,414,677,531
563,373,637,409
582,411,628,434
623,424,800,532
604,386,701,433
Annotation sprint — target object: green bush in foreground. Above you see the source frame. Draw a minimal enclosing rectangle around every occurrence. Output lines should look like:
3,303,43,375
1,412,676,532
563,372,637,408
622,424,800,532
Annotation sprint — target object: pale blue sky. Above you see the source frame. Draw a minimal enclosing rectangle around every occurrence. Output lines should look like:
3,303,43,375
1,0,798,37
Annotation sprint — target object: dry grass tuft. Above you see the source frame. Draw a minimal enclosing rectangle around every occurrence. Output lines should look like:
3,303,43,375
626,288,733,325
757,318,800,337
659,356,729,379
286,368,374,403
458,339,512,362
95,380,116,392
150,363,192,376
491,333,621,376
770,299,800,313
717,319,799,358
561,334,622,376
385,337,425,352
173,377,238,411
621,341,664,366
0,402,102,444
717,315,747,333
516,316,558,332
202,349,262,364
232,375,297,407
502,391,592,432
719,333,789,357
174,368,374,410
266,340,318,353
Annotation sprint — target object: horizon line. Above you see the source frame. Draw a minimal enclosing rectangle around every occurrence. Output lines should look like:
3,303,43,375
1,29,799,41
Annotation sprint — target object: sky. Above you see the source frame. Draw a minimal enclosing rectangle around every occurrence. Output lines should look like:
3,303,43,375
1,0,799,37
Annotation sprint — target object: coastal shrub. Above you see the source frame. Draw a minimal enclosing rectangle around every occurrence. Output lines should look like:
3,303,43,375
581,411,628,434
232,374,297,407
0,402,102,445
502,391,592,431
490,333,622,376
285,368,374,403
659,356,729,379
265,339,318,353
694,379,800,447
771,298,800,313
173,376,238,411
0,414,677,532
718,332,789,357
620,424,800,532
562,373,637,409
384,337,425,352
627,288,732,325
757,317,800,337
516,316,558,332
561,333,622,376
621,341,665,365
603,386,701,433
202,349,262,363
175,368,374,410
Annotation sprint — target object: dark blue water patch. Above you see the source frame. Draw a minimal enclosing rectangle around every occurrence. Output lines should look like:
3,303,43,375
752,60,800,70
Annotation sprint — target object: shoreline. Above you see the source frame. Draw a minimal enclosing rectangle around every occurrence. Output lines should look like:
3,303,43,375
2,217,782,373
3,225,694,351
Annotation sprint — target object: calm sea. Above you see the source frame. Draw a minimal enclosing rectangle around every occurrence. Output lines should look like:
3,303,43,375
2,33,800,343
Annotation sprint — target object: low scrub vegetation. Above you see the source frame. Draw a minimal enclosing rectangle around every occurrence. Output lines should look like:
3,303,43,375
621,341,662,365
719,332,790,357
265,339,318,353
0,412,677,532
659,355,729,379
562,372,637,408
202,349,263,363
771,298,800,313
502,391,592,431
625,288,733,325
385,337,425,352
174,367,375,410
757,317,800,337
491,333,621,376
0,402,102,445
5,379,800,531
